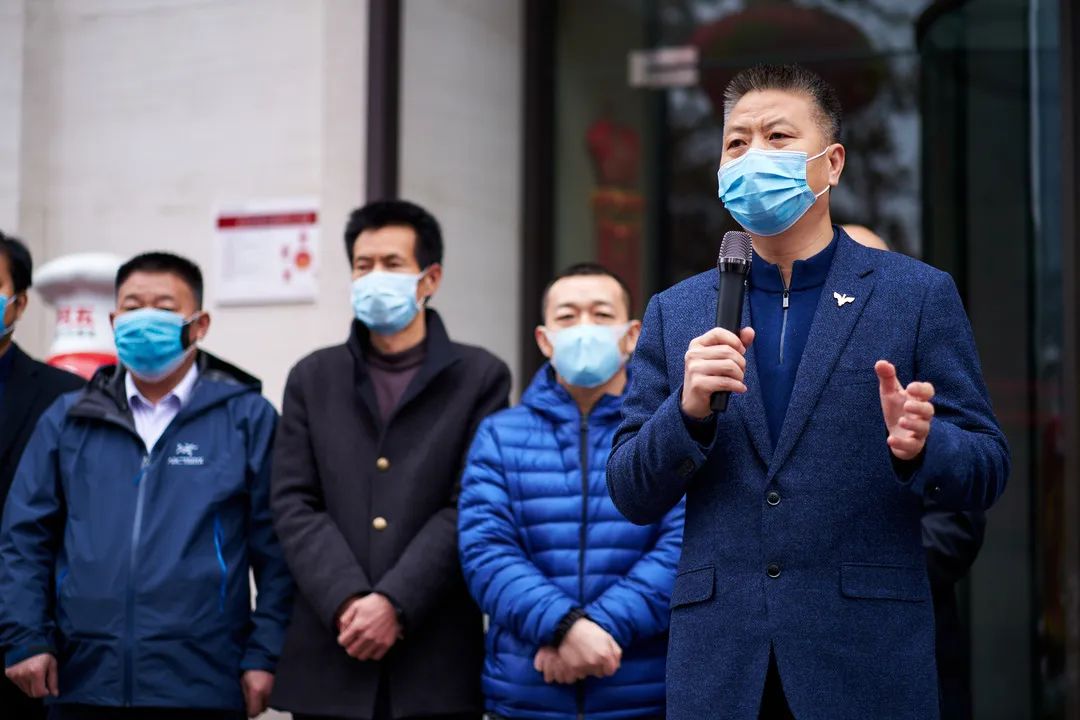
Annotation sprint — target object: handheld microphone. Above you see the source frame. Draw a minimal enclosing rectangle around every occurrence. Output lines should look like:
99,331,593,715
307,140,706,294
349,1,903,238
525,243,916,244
710,231,752,413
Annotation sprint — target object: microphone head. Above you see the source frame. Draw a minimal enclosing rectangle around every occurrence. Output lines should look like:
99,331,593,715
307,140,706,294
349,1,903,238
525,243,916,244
719,230,752,263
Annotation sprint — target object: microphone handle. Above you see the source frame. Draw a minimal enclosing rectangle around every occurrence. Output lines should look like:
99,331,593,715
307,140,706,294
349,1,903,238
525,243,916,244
710,274,747,413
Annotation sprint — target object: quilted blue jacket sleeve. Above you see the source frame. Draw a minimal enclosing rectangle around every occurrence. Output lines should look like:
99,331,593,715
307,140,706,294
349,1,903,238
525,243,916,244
459,419,578,647
241,397,294,672
904,272,1010,509
0,397,68,666
585,499,684,649
608,295,714,526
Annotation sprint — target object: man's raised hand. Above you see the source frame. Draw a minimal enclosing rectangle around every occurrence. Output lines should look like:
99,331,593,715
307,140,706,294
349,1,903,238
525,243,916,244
876,360,935,461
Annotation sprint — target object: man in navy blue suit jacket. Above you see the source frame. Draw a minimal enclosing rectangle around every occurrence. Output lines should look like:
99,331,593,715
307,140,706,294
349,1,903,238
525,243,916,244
606,64,1009,720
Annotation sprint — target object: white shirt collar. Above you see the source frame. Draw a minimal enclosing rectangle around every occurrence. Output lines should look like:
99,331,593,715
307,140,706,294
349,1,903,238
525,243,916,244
125,361,200,409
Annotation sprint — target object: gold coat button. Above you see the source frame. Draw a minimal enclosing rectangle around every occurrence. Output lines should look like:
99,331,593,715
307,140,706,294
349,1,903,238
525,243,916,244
376,457,391,472
372,516,388,531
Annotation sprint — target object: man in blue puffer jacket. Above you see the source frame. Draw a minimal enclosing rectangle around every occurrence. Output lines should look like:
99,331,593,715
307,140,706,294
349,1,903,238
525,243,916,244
459,263,684,720
0,252,293,720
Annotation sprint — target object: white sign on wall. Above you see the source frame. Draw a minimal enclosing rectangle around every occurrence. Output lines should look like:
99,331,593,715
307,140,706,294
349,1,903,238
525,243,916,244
215,199,320,306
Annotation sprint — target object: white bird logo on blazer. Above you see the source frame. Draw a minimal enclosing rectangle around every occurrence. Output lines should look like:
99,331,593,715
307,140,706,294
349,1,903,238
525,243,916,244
834,292,855,307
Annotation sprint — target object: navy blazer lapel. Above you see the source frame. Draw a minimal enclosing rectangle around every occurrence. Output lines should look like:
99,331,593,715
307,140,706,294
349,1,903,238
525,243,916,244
766,237,877,481
707,276,771,467
734,298,771,466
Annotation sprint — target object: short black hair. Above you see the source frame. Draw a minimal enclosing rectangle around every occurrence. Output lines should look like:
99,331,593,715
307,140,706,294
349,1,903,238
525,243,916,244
541,262,633,318
343,200,443,269
0,231,33,294
116,252,204,308
724,63,843,143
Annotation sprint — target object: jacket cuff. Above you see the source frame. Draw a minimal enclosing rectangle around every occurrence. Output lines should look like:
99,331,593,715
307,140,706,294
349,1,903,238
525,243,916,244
240,649,276,673
6,643,54,668
319,576,371,631
655,389,712,475
551,608,588,647
898,418,958,504
682,410,719,451
373,590,407,631
583,602,630,649
537,596,580,647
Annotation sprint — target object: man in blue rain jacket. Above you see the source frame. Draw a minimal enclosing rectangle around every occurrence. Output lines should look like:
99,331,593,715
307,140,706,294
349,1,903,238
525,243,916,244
0,252,293,720
460,264,684,720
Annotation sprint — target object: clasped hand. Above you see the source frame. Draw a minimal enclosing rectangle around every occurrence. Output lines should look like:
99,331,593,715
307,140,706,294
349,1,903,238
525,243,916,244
533,619,622,685
336,593,401,661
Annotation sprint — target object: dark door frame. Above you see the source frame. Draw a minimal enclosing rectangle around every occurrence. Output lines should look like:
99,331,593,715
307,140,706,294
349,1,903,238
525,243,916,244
1060,0,1080,714
366,0,401,201
520,0,557,381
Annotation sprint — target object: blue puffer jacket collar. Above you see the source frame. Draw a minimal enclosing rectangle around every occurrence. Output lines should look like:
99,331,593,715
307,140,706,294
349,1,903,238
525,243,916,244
519,364,625,425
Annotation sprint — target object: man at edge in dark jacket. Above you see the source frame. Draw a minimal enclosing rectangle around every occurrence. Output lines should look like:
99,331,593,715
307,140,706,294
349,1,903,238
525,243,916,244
270,200,511,720
0,232,84,720
0,251,294,720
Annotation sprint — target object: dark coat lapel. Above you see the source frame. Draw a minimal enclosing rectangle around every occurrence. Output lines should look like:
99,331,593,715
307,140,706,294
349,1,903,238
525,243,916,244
347,309,462,433
735,298,772,466
705,275,772,467
766,237,877,481
0,345,42,460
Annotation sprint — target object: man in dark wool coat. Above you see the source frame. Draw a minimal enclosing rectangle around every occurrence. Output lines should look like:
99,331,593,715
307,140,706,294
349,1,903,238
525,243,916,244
270,199,511,720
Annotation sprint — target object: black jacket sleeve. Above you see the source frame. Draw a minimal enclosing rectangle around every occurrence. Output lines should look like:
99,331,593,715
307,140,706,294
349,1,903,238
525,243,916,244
374,358,511,628
922,501,986,587
271,364,373,630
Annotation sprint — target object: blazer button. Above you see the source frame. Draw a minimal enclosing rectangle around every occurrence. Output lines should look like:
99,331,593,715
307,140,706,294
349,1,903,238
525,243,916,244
767,563,781,579
677,459,696,478
376,457,391,472
766,491,781,506
372,517,388,531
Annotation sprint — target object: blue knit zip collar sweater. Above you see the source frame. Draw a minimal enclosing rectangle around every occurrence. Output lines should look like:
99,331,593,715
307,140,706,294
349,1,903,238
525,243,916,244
748,227,839,447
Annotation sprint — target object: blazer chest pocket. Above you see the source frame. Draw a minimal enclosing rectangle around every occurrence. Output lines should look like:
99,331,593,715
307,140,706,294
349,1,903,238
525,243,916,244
829,366,879,387
670,565,714,609
840,563,928,602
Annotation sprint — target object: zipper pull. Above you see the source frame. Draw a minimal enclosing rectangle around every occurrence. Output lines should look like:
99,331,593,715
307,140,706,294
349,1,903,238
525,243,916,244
782,290,790,309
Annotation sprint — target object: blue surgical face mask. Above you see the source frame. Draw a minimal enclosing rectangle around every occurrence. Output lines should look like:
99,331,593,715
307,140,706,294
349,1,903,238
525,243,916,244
351,271,425,336
113,308,197,381
717,147,831,236
546,323,629,389
0,294,13,338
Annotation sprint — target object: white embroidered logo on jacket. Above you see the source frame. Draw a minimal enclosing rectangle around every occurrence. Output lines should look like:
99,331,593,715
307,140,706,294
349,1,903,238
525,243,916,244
168,442,205,466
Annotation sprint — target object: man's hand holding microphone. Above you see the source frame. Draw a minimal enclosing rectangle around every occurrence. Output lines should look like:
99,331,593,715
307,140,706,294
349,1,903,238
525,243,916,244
681,327,756,420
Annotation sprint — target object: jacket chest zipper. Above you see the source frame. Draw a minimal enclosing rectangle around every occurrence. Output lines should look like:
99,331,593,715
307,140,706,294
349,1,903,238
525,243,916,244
577,413,589,720
124,453,151,706
779,286,790,365
121,426,177,707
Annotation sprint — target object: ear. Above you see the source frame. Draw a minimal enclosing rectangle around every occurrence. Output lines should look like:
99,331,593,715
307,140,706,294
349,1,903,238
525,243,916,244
535,325,555,360
622,320,642,355
188,311,212,344
10,292,29,323
420,264,443,302
827,143,846,186
109,310,118,328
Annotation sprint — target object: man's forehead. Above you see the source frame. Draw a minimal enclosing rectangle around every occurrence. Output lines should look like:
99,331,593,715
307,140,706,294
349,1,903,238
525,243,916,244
354,225,417,256
118,271,190,300
725,89,817,130
548,275,623,306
